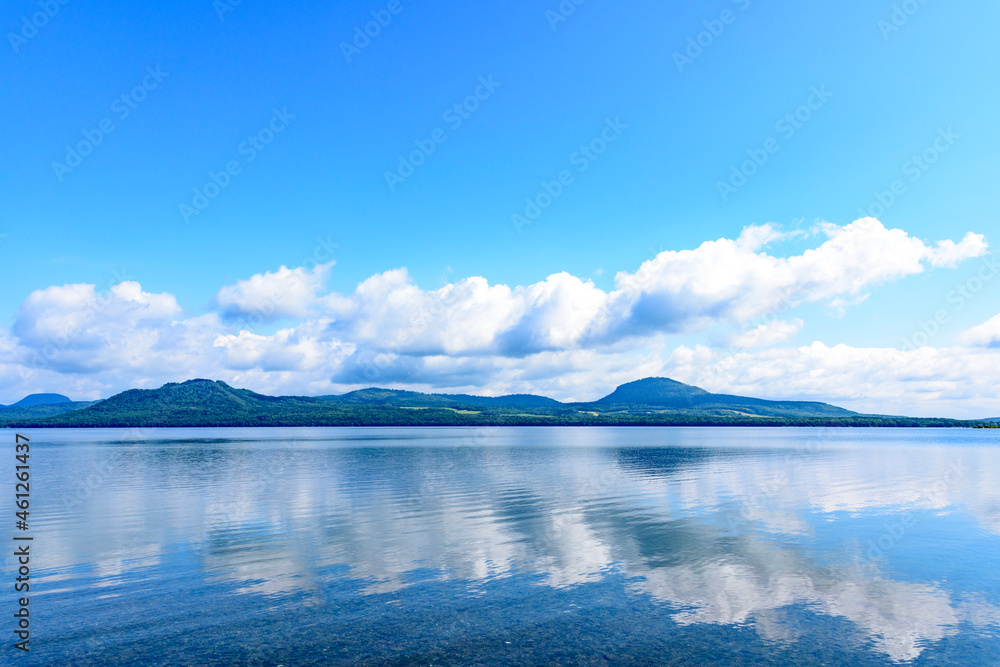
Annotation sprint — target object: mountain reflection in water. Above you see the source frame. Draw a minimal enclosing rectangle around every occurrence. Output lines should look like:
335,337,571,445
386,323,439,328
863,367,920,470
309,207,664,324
19,427,1000,665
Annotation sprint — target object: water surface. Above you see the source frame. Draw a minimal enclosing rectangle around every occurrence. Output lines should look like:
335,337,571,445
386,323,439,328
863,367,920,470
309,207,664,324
4,427,1000,665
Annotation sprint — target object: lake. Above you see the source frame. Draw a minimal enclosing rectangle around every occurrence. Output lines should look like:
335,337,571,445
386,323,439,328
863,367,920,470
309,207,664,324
3,427,999,665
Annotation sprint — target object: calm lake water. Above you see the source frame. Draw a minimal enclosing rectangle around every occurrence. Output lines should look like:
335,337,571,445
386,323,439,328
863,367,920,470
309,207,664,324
3,427,1000,665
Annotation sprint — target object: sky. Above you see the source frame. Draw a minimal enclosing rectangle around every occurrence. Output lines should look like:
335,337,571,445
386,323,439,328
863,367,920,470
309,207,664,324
1,0,999,417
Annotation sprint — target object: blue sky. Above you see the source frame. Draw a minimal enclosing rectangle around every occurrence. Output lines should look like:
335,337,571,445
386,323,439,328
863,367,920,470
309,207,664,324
2,0,1000,416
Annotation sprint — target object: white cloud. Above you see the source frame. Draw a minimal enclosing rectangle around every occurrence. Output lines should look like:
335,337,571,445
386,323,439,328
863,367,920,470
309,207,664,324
1,218,995,417
214,262,334,321
213,322,355,372
666,341,1000,418
734,222,796,250
48,440,994,663
729,319,804,349
321,268,609,357
602,218,985,340
320,218,984,356
12,282,184,374
928,232,989,268
959,313,1000,348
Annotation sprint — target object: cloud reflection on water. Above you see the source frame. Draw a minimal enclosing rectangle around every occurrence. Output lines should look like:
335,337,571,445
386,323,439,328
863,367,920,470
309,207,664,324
33,427,1000,663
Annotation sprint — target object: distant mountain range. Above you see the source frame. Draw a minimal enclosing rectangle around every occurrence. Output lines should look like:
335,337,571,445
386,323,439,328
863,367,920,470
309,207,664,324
4,393,72,408
0,393,97,421
594,378,855,418
0,377,982,428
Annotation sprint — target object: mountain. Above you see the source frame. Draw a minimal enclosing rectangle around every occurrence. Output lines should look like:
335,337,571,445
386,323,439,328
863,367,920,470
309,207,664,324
6,393,72,408
31,380,343,428
595,377,709,406
321,388,561,409
0,393,96,421
591,377,857,419
0,378,976,428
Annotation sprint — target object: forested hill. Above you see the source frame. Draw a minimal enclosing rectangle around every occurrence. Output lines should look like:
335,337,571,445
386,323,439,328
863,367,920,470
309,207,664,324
0,377,978,428
0,393,96,421
591,378,857,417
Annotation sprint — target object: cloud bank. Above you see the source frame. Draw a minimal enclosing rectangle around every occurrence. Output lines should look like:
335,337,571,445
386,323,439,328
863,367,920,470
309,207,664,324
2,218,997,417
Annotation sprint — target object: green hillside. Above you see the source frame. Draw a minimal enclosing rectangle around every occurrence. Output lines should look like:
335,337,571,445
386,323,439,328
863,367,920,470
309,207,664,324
0,377,979,428
0,400,97,421
322,388,561,409
594,377,710,405
4,393,74,408
590,377,857,418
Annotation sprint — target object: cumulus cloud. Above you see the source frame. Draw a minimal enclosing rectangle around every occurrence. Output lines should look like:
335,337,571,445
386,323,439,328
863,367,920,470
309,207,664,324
2,218,995,417
928,232,989,268
958,313,1000,348
665,341,1000,418
214,262,334,321
213,322,355,372
12,282,185,374
729,319,804,349
89,440,993,662
733,222,794,250
320,218,984,356
323,269,606,357
602,219,985,340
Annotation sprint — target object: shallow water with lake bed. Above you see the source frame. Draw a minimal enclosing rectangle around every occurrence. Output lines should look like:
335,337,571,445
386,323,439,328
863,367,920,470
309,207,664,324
3,427,999,665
